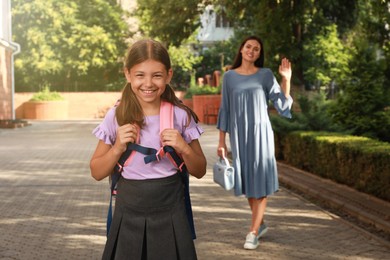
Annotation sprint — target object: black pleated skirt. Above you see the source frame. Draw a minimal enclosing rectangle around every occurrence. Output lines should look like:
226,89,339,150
102,173,197,260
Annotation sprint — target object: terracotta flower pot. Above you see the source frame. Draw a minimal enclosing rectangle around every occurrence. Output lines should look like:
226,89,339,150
182,98,193,109
192,95,221,124
24,101,69,120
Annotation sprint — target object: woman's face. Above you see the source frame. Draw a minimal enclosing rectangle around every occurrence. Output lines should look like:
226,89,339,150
240,39,261,63
125,59,173,107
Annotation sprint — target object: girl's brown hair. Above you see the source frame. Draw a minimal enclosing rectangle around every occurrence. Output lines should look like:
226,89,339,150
116,39,199,127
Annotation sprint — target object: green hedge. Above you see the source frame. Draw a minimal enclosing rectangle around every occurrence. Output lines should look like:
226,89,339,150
281,131,390,201
29,86,64,101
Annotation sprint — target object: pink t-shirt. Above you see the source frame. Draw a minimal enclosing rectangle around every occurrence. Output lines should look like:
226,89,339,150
93,105,203,180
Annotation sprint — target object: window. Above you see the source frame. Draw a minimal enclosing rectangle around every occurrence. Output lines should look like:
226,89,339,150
215,10,230,28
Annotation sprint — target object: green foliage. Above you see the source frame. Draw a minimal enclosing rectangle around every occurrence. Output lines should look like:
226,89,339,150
104,77,127,92
184,85,221,99
270,91,342,136
169,45,202,73
271,91,344,159
357,0,390,46
133,0,387,96
302,24,352,87
329,38,390,142
168,36,203,89
193,40,236,78
297,93,343,132
282,131,390,201
29,86,64,101
12,0,128,92
218,0,358,85
134,1,237,83
136,0,202,47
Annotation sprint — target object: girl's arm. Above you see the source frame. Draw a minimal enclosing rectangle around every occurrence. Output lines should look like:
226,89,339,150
90,123,138,181
90,140,123,181
181,139,207,179
160,129,206,179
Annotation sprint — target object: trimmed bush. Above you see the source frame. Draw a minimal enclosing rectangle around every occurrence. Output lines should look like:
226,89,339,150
282,131,390,201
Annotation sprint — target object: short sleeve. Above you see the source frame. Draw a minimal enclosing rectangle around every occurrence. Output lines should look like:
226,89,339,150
92,107,118,145
174,106,204,143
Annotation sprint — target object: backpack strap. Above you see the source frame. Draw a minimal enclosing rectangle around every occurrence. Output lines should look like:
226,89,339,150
159,101,196,239
163,146,196,239
160,100,173,131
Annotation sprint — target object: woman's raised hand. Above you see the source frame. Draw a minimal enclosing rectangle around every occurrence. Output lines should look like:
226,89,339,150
278,58,292,81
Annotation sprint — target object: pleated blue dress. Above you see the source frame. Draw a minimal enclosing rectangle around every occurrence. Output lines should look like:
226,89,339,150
217,68,293,198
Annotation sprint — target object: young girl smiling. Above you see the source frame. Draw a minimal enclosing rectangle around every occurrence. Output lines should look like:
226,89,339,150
90,39,206,259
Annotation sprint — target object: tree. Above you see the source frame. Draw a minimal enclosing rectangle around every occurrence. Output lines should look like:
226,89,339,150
168,40,203,89
302,24,352,90
218,0,358,85
12,0,129,91
193,40,236,80
133,0,365,86
329,39,390,141
357,0,390,84
136,0,208,47
327,0,390,142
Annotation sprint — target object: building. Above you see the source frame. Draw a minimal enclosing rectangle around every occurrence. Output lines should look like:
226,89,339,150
0,0,20,121
197,5,234,47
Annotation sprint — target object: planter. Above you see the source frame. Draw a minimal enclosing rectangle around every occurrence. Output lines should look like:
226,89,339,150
182,98,193,109
192,94,221,124
24,101,69,120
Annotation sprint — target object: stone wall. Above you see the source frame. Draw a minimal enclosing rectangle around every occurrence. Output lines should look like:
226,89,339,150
15,92,122,119
14,91,186,120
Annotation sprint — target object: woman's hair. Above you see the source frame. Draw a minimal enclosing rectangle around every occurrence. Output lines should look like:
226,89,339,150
116,39,199,127
230,36,264,70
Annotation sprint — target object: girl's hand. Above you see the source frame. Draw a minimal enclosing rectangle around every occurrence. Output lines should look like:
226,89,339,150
278,58,292,81
160,128,189,155
113,123,138,155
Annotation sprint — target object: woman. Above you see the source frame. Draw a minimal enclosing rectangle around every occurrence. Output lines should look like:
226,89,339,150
217,35,293,250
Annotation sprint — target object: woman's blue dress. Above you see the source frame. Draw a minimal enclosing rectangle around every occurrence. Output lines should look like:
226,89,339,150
217,68,293,198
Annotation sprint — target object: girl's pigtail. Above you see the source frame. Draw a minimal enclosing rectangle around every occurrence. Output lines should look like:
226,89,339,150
116,83,144,127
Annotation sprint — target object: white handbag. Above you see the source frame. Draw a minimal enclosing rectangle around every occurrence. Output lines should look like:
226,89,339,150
213,148,235,190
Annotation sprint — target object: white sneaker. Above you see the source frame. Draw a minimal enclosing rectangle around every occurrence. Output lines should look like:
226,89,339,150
257,223,268,239
243,232,259,250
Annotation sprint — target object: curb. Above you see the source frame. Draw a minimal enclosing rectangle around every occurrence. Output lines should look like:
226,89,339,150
277,161,390,247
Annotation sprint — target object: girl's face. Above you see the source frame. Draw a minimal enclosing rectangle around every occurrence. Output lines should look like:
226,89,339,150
125,59,173,107
240,39,261,63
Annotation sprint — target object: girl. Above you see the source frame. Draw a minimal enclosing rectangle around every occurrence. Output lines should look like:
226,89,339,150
90,39,206,259
217,36,293,250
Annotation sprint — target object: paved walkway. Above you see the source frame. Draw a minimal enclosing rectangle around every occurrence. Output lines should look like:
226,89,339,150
0,121,389,260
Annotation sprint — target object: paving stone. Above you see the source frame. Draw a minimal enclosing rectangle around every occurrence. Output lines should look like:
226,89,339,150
0,121,388,260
